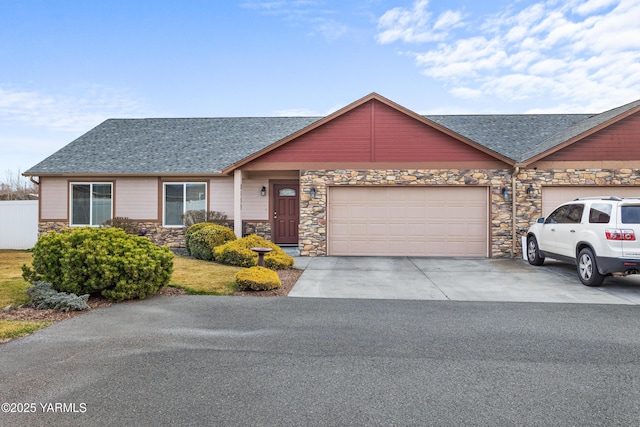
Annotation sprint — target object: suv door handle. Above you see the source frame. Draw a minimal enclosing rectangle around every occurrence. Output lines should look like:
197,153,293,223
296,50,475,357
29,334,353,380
570,230,576,233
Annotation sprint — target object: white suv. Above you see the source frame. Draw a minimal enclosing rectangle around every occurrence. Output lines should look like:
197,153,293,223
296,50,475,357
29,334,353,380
526,197,640,286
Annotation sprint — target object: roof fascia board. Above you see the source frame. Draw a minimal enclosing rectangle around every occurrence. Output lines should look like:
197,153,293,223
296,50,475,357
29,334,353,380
22,172,229,178
222,92,515,173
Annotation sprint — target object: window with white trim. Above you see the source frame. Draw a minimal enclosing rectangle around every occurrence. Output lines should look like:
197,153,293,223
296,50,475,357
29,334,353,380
163,182,207,226
70,183,113,226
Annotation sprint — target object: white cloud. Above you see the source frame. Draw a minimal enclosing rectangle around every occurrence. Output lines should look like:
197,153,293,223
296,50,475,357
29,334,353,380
433,10,463,30
242,0,351,42
528,58,567,75
274,102,343,117
574,0,619,15
274,108,321,116
310,18,350,41
377,0,640,111
0,85,148,132
416,37,508,79
376,0,461,44
449,87,482,99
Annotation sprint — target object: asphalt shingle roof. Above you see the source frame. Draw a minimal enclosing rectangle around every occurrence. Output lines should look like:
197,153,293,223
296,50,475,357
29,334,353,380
24,98,640,175
424,114,593,161
518,99,640,162
25,117,322,175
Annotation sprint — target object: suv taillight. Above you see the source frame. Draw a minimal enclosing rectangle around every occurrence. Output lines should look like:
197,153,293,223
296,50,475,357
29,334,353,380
606,229,636,241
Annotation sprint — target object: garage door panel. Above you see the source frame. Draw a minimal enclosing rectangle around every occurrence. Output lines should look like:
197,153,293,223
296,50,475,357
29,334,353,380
369,207,388,219
368,223,389,236
350,223,367,236
466,224,486,236
349,205,368,219
387,224,409,236
328,187,488,256
331,226,348,238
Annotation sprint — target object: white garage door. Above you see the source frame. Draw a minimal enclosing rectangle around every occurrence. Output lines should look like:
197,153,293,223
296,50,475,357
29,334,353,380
542,187,640,216
328,186,488,256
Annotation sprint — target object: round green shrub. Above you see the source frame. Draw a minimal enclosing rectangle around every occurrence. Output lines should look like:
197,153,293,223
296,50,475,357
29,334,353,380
235,266,281,291
184,222,215,255
186,223,236,260
214,234,294,270
22,227,174,302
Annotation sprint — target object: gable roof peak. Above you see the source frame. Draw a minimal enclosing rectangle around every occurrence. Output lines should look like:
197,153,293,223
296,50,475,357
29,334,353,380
519,98,640,163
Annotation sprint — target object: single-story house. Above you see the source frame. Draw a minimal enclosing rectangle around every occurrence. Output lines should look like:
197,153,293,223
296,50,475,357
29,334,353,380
24,93,640,258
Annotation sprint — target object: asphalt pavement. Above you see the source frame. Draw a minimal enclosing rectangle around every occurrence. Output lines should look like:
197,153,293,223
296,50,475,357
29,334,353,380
3,297,640,426
5,257,640,426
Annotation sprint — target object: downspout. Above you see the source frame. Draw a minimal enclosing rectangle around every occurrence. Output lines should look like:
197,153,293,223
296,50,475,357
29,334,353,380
29,176,40,186
511,166,520,258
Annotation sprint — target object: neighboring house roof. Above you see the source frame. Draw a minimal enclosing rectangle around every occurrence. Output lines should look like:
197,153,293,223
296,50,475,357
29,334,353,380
24,93,640,176
518,98,640,163
425,114,593,162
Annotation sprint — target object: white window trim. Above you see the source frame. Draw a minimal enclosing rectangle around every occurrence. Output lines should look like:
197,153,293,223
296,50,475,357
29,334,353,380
69,182,113,227
163,182,208,227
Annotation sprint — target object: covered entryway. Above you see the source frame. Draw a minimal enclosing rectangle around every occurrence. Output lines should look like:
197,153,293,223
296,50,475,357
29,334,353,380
327,186,488,256
542,187,640,216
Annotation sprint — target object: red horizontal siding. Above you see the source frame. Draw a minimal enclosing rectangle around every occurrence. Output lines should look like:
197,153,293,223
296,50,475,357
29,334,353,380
257,105,372,163
372,101,493,162
546,112,640,161
253,99,497,165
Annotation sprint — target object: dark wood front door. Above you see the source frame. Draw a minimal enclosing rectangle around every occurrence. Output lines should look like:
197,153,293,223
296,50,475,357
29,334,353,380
273,183,299,245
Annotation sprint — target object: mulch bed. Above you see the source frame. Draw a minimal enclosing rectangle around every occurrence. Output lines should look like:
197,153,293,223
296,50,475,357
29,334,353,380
0,269,303,323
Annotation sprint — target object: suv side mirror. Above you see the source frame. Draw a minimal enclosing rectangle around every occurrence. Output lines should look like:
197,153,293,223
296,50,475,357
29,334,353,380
537,217,545,223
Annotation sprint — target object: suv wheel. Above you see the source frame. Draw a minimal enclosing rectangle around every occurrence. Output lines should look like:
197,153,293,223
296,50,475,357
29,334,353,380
577,248,605,287
527,236,545,266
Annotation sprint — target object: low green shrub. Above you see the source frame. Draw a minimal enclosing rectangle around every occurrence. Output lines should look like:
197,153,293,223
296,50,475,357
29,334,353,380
26,281,89,312
186,223,236,260
235,266,281,291
22,228,174,302
214,234,294,270
184,222,214,255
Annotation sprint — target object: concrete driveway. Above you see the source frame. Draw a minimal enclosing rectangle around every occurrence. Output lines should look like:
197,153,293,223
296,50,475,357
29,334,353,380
289,256,640,304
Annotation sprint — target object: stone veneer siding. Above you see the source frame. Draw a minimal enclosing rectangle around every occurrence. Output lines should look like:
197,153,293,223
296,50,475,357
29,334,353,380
299,169,514,257
242,222,272,240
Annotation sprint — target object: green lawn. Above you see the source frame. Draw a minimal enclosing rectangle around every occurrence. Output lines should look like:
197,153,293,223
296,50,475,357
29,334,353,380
169,254,242,294
0,250,32,308
0,250,242,343
0,320,54,343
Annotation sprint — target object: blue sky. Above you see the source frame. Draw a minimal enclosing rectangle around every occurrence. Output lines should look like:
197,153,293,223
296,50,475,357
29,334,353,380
1,0,639,178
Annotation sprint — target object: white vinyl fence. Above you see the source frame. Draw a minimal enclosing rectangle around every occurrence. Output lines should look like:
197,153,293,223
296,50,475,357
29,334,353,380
0,200,38,249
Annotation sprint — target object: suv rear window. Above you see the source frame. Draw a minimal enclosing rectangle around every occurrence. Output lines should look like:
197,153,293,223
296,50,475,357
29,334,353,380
589,203,612,223
621,206,640,224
